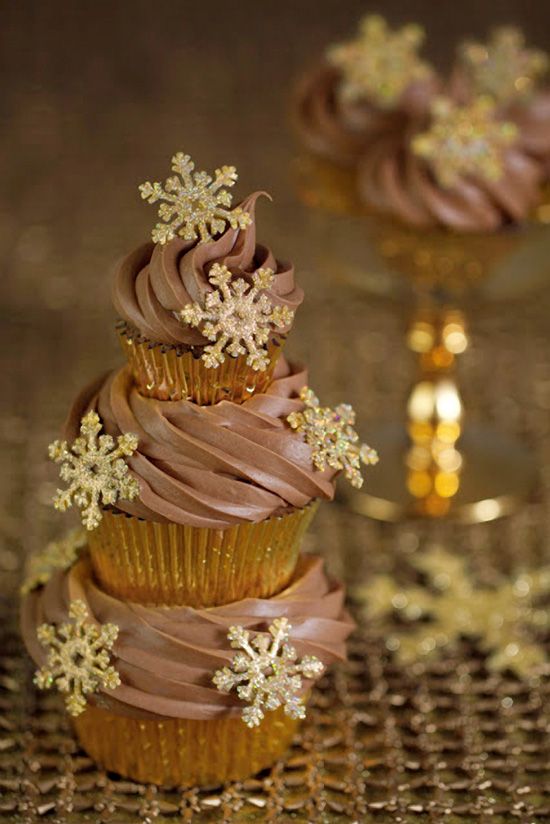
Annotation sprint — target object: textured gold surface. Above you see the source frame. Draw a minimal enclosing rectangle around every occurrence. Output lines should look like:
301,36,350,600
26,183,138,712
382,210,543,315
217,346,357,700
119,325,284,404
73,704,299,787
4,1,550,820
87,504,318,607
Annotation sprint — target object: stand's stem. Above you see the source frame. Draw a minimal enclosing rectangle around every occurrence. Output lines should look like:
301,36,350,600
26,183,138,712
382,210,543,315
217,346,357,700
405,306,468,517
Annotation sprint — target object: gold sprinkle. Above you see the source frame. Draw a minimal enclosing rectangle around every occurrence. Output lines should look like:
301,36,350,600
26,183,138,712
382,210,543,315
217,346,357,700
412,96,518,187
34,600,121,717
287,387,378,489
179,263,293,371
460,26,548,103
20,528,86,595
355,546,550,677
213,618,324,728
328,14,432,108
139,152,252,245
48,411,139,530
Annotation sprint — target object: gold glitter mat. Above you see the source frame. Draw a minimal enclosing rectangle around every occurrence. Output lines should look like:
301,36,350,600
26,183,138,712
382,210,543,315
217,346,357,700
3,3,550,818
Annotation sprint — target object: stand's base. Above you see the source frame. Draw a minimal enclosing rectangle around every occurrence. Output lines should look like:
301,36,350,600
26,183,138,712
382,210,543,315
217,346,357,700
343,422,538,524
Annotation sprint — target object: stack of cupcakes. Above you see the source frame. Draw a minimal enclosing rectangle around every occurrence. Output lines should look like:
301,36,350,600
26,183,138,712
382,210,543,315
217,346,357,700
21,152,377,787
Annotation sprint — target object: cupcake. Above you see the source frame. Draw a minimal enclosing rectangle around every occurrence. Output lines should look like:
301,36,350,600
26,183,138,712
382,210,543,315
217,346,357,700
25,150,376,786
114,153,303,405
21,551,354,786
57,358,346,606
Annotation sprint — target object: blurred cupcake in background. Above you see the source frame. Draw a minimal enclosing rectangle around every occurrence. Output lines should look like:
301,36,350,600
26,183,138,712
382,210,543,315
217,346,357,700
294,15,550,293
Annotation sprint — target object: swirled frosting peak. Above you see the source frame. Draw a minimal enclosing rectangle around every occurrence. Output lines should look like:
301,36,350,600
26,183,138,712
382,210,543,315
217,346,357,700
63,358,337,528
21,554,354,722
113,192,304,347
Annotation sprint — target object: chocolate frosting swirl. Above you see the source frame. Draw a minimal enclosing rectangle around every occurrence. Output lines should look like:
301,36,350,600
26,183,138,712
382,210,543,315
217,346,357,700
63,358,337,528
21,555,354,721
293,62,440,167
357,124,543,232
113,192,304,346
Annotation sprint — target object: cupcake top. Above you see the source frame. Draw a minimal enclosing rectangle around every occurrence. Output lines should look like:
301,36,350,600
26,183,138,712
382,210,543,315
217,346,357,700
113,154,303,348
293,15,439,166
21,553,354,722
60,359,336,528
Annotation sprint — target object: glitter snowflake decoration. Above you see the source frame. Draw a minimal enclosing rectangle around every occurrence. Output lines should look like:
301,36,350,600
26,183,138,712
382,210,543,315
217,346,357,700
213,617,324,728
328,14,432,108
356,546,550,678
412,96,518,187
139,152,252,245
179,263,294,371
287,387,378,489
48,411,139,531
460,26,548,104
21,528,86,596
34,600,121,716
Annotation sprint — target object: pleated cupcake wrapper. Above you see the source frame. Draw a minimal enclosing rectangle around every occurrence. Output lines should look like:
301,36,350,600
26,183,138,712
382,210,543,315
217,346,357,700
118,325,284,404
88,503,318,608
73,703,299,787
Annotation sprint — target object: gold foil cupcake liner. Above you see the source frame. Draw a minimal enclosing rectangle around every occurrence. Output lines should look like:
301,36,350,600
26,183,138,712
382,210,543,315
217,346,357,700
73,704,299,787
118,324,284,404
88,503,318,607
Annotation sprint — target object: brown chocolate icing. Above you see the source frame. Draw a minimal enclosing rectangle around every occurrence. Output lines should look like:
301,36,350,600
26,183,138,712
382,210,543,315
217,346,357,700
21,555,354,721
113,192,304,347
357,123,543,232
63,358,337,528
293,62,440,167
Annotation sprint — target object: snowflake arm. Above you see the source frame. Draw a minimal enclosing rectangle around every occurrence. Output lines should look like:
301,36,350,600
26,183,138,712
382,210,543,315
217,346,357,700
357,547,550,678
139,152,252,245
460,26,548,104
287,387,378,488
412,96,518,188
213,617,324,728
34,600,121,716
21,528,87,596
328,14,432,108
48,411,139,530
179,263,294,371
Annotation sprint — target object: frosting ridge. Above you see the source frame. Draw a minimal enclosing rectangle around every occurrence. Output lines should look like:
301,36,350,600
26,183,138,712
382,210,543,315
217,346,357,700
113,192,303,346
63,359,337,528
21,554,354,721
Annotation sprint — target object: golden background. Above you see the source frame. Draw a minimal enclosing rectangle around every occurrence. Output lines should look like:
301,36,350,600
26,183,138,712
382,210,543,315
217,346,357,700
2,1,550,821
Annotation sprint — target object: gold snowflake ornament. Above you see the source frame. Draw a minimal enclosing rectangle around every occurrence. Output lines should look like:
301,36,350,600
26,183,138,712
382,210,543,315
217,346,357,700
356,546,550,677
460,26,548,104
139,152,252,245
287,387,378,489
213,617,324,728
34,600,121,716
328,14,432,108
412,96,518,187
179,263,294,371
21,528,86,596
48,411,139,531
